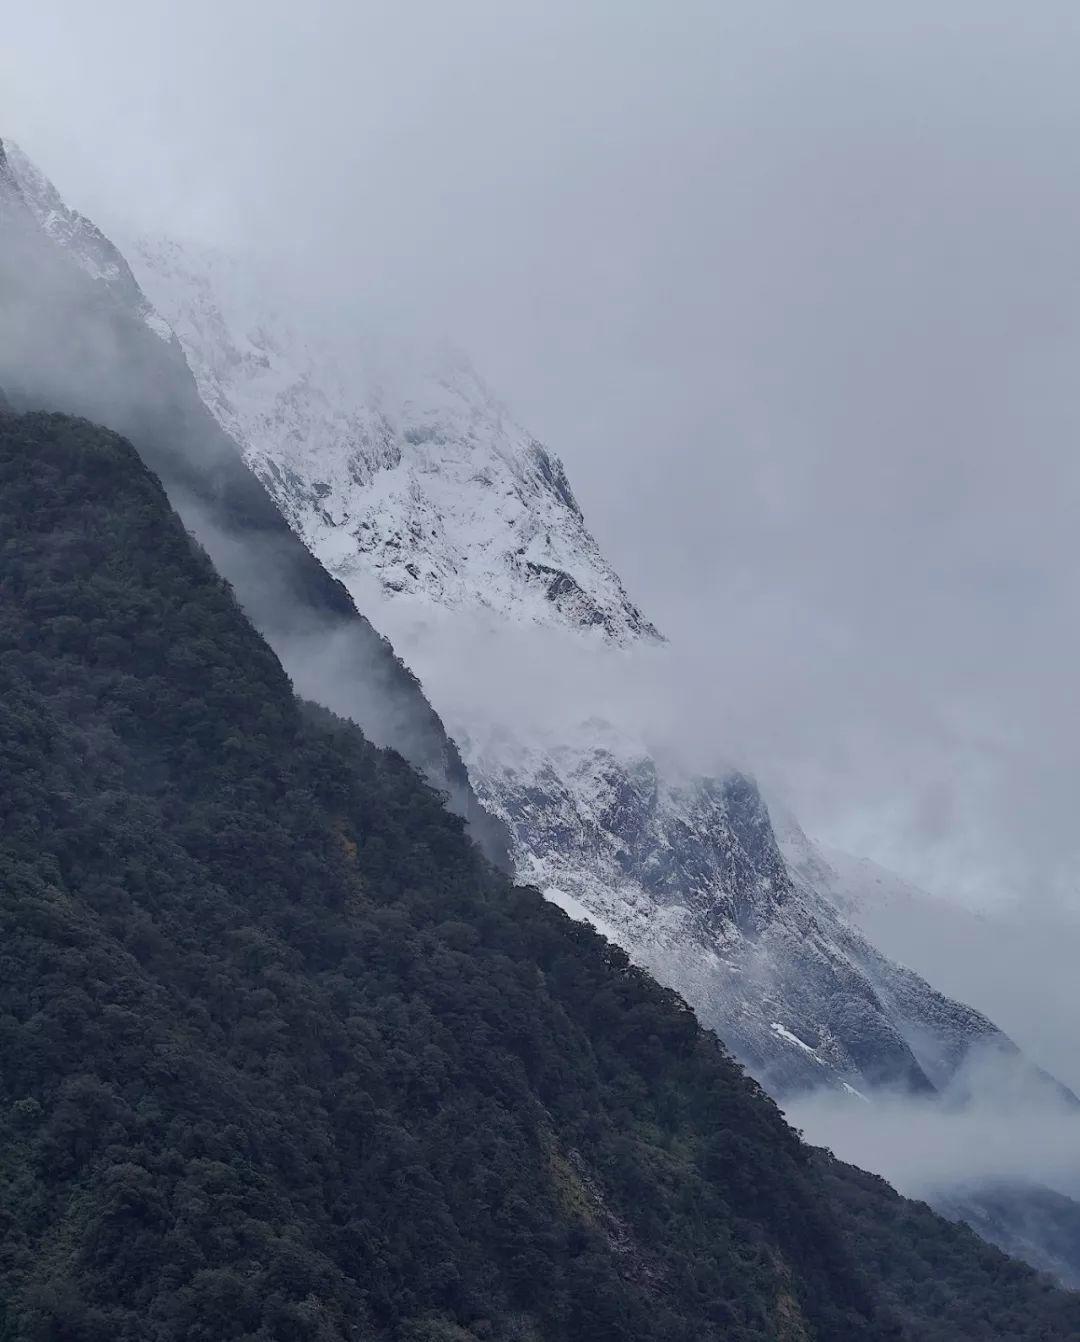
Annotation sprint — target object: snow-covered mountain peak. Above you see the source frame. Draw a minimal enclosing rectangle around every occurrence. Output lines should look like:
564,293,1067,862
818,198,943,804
123,232,661,643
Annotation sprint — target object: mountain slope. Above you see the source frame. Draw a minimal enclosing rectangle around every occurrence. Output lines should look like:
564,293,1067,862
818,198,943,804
3,140,1014,1107
0,407,869,1341
9,140,1078,1283
5,407,1080,1340
0,137,507,866
124,234,659,643
462,726,946,1098
114,220,1038,1106
126,212,1080,1285
784,830,1080,1080
779,817,1080,1104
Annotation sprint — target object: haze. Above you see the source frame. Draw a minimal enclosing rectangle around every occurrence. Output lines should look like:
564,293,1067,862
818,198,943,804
5,2,1080,923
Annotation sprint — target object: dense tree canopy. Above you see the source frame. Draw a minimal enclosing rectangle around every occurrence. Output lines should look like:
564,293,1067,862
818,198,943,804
1,413,1077,1341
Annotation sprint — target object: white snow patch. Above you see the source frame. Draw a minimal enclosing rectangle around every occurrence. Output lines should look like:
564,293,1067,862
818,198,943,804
544,887,621,945
142,308,176,343
770,1022,824,1060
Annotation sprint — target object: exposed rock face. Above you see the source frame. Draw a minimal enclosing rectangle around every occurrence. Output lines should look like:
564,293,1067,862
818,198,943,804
463,725,1017,1098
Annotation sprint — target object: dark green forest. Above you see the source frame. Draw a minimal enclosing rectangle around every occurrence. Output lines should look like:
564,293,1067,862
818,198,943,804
1,411,1078,1341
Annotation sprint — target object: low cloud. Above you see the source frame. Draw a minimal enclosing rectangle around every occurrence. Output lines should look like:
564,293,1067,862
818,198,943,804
787,1079,1080,1209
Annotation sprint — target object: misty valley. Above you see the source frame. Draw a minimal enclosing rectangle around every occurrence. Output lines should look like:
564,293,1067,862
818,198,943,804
3,47,1080,1342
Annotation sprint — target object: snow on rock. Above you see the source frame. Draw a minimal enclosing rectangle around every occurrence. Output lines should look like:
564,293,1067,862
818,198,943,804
122,236,660,643
771,1023,823,1058
463,721,973,1096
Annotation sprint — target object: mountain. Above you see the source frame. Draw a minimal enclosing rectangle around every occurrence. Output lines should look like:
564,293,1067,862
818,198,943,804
109,191,1080,1287
0,138,508,867
460,725,1062,1101
109,211,1057,1108
6,140,1079,1285
5,405,1080,1340
6,137,920,1098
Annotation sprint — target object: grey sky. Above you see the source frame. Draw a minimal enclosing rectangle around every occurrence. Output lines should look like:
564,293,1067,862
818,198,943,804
4,2,1080,914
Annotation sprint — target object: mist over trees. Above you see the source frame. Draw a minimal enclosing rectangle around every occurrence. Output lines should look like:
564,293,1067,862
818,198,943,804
0,135,508,867
2,410,1079,1339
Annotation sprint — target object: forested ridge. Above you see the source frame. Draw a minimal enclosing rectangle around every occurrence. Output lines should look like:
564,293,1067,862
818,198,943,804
1,411,1078,1341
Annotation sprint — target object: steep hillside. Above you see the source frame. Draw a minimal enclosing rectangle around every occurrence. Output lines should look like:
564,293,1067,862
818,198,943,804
7,137,1048,1105
0,408,865,1341
4,408,1080,1338
6,139,1079,1292
117,202,1080,1283
102,195,1051,1108
0,138,507,866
